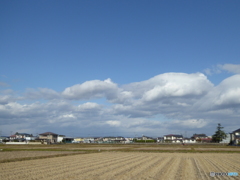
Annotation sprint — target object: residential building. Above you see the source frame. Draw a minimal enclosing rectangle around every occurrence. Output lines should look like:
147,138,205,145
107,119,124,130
220,133,231,143
157,137,164,143
230,128,240,145
191,134,212,143
9,133,32,142
102,136,125,143
57,135,65,143
83,137,95,143
38,132,58,144
62,137,74,143
182,138,196,143
164,134,183,143
74,137,84,143
191,134,208,140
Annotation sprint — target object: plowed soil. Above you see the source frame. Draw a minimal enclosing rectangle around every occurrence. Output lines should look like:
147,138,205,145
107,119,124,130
1,152,239,180
0,151,82,161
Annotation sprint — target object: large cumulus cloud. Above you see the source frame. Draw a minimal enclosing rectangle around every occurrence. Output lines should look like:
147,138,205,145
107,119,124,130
62,78,118,100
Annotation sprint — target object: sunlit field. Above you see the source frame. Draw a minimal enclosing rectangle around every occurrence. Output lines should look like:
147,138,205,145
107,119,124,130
0,143,239,180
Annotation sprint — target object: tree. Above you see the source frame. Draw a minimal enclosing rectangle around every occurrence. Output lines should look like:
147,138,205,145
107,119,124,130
212,123,227,143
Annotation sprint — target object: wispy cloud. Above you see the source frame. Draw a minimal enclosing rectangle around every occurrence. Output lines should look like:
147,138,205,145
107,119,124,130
217,64,240,74
0,81,10,87
204,64,240,75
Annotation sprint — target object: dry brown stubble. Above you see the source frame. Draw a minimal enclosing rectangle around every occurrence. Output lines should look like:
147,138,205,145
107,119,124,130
1,152,239,180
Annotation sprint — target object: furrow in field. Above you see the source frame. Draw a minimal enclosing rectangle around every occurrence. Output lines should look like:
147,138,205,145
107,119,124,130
44,153,138,180
172,155,186,180
1,153,134,180
211,154,240,172
191,157,209,180
202,155,239,180
179,157,199,180
196,155,226,180
120,155,167,179
73,154,156,180
59,153,145,180
147,155,180,180
97,154,161,180
1,152,135,179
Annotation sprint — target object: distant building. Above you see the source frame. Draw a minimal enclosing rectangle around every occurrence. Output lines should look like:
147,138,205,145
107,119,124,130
220,133,231,143
164,134,183,143
57,135,65,143
182,138,196,143
230,128,240,145
191,133,211,143
38,132,58,144
9,133,33,142
191,134,208,140
62,137,74,143
157,137,164,143
102,136,125,143
73,137,84,143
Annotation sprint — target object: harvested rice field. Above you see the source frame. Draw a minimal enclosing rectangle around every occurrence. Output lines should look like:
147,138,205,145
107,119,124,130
0,151,83,162
1,151,239,180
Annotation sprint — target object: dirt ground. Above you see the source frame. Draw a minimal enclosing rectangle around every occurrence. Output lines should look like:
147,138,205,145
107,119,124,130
1,152,239,180
0,151,81,161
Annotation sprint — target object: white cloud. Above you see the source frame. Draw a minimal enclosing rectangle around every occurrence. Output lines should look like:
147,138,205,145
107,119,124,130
1,72,239,137
78,102,102,110
172,119,208,129
106,120,121,127
61,114,76,119
25,88,60,100
0,95,15,104
0,81,10,87
124,73,213,100
218,64,240,74
62,78,118,100
204,64,240,75
195,74,240,110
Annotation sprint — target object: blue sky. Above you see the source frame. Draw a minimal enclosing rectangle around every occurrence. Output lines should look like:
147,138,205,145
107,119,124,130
0,1,240,137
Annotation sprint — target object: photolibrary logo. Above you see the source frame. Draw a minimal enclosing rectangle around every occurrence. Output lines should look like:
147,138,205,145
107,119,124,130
210,172,238,177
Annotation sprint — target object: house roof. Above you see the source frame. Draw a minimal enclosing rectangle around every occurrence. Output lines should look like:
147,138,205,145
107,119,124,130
16,133,31,135
39,132,58,136
63,137,74,139
164,134,183,137
233,128,240,133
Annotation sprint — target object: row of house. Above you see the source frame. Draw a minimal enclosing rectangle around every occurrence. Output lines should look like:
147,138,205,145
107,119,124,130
161,134,212,143
1,128,240,145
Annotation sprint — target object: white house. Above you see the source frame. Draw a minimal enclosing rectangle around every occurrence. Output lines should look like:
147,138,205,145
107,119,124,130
38,132,58,144
182,138,196,143
230,128,240,145
57,135,65,143
164,134,183,143
220,133,231,143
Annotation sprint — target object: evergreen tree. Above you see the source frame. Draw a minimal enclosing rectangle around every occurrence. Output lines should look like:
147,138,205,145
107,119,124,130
212,123,227,143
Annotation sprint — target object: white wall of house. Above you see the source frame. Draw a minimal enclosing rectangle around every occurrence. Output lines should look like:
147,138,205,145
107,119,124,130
220,134,230,143
25,137,36,141
164,136,183,140
57,136,64,143
183,139,196,143
172,140,182,143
